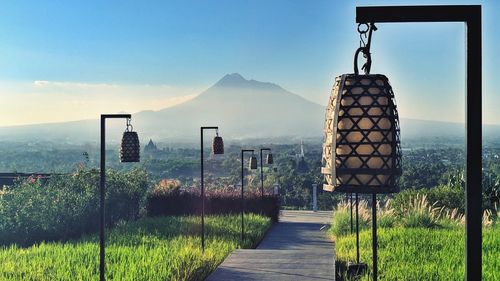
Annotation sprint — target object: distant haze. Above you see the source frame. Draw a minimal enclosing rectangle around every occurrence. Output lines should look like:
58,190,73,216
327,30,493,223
0,73,498,143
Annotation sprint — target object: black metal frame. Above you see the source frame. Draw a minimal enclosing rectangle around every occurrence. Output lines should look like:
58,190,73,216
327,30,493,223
200,126,219,252
260,148,271,198
241,149,255,244
356,5,482,281
100,113,132,281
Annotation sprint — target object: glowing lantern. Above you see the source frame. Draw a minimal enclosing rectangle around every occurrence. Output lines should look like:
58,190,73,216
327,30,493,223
321,74,401,193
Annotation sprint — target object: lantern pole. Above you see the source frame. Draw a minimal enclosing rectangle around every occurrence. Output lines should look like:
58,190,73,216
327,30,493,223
100,113,132,281
372,193,377,280
260,148,271,199
356,6,482,281
200,126,219,252
241,149,255,245
355,193,360,263
350,193,353,234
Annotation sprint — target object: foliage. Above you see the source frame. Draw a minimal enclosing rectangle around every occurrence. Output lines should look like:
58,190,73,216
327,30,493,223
146,187,280,222
330,200,370,237
0,214,271,281
330,192,500,280
0,168,150,246
151,178,182,196
399,194,441,228
334,226,500,281
392,185,465,215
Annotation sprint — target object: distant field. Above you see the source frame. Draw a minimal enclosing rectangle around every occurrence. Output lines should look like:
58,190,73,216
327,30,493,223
0,214,271,281
335,226,500,281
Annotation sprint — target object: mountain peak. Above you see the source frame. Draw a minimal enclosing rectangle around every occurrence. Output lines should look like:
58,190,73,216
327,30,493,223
213,73,281,90
215,73,246,86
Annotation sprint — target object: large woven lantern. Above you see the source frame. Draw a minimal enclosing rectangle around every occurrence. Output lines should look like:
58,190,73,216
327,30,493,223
120,121,140,163
321,73,401,193
212,130,224,154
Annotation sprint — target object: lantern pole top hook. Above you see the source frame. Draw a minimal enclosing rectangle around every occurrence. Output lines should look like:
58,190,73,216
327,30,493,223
354,22,377,75
126,118,133,132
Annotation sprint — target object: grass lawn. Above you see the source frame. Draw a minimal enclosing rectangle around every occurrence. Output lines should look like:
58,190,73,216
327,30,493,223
0,214,271,281
334,225,500,281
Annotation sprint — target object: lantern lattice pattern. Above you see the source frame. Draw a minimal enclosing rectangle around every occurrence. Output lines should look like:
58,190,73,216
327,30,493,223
213,136,224,154
321,74,401,193
120,131,140,162
266,153,274,165
249,155,258,170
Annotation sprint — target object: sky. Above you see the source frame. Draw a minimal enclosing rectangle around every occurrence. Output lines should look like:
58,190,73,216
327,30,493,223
0,0,498,126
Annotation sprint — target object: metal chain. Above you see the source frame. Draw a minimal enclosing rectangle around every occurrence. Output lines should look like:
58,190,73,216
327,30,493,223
126,118,133,132
358,23,369,48
354,23,377,75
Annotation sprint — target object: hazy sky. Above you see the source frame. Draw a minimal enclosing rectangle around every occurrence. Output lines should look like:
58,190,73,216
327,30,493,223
0,0,498,126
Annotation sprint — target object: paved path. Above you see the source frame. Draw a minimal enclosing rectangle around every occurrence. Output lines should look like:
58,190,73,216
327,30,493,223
206,210,335,281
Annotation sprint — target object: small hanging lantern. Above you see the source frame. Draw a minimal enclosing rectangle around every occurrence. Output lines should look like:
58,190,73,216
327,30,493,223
120,118,140,163
266,153,274,165
249,154,258,170
212,129,224,154
321,23,401,194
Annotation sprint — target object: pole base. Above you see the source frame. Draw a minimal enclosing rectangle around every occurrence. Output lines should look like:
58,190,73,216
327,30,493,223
347,262,368,279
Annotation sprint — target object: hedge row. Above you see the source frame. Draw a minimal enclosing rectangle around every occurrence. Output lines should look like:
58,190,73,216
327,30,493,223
146,191,280,222
0,168,149,246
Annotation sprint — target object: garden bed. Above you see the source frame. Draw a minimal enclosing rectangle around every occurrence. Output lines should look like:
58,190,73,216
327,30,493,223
0,214,271,281
330,194,500,280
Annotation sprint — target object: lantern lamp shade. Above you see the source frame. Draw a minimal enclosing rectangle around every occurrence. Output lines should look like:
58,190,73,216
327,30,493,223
120,131,140,162
213,135,224,154
266,153,274,165
321,74,402,194
249,155,258,170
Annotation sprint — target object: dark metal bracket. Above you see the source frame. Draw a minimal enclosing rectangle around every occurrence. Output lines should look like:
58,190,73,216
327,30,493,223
356,5,482,281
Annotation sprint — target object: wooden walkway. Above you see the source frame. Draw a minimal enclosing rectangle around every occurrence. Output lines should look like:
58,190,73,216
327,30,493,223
206,210,335,281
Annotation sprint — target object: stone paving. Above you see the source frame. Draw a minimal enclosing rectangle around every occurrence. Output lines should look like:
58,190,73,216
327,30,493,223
206,210,335,281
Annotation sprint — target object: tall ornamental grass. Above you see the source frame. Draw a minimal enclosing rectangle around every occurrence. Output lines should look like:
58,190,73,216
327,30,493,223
330,194,500,280
0,214,271,281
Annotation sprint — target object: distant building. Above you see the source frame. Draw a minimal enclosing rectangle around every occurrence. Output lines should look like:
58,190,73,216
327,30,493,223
296,140,309,173
144,139,158,153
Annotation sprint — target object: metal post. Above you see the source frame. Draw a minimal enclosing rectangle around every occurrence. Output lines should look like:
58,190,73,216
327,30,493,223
260,148,271,199
312,184,317,212
350,193,353,234
241,149,254,245
356,193,360,264
260,149,264,198
200,127,204,252
241,151,244,244
200,126,218,252
372,193,377,281
356,6,482,280
99,114,131,281
99,117,105,281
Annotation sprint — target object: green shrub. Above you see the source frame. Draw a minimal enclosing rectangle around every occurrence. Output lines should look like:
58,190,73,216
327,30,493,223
0,168,150,246
393,185,464,215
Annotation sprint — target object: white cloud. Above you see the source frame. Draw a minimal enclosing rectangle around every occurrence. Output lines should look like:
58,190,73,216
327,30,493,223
0,80,203,126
